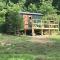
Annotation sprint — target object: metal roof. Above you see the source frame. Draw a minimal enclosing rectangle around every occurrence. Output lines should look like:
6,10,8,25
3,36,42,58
19,12,43,16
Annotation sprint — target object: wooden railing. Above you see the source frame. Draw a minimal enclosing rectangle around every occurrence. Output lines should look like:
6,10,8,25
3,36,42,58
32,23,59,29
33,23,42,28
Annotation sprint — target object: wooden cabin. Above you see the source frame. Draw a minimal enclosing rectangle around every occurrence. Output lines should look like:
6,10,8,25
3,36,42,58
20,12,59,36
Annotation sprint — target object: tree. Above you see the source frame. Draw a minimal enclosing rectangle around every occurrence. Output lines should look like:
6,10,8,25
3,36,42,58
28,3,37,12
52,0,60,14
0,1,7,32
39,1,57,14
24,0,41,12
5,0,23,35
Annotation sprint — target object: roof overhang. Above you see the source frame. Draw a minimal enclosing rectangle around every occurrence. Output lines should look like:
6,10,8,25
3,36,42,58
19,12,43,16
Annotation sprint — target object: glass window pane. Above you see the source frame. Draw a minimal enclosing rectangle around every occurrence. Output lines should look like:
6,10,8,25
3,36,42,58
32,15,41,23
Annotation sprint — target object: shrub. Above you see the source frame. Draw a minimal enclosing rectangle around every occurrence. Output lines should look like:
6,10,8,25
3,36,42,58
5,11,24,35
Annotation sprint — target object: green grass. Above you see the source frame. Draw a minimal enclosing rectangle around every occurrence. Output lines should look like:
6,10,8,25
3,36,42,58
0,34,60,60
49,35,60,42
0,54,34,60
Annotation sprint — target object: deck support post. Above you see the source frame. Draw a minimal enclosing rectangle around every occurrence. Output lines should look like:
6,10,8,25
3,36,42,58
49,29,50,35
41,29,43,36
32,28,35,36
32,20,35,36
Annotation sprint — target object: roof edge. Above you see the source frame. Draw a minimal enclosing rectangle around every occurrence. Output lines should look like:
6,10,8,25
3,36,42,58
19,12,43,15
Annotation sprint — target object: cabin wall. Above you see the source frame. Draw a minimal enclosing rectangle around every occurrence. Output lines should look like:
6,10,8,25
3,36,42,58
22,14,59,36
23,15,29,30
23,15,32,30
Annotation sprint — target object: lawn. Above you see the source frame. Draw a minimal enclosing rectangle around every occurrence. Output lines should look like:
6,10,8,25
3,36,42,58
0,34,60,60
50,35,60,41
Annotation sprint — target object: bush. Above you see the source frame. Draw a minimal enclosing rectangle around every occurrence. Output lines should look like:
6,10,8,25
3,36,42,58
0,16,6,33
42,14,59,20
5,11,24,35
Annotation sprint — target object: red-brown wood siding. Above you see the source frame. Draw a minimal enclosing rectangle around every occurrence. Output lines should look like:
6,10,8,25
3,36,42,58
23,15,28,29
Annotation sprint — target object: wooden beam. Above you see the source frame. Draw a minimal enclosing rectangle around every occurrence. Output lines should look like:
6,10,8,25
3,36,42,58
32,19,35,36
41,29,43,35
32,28,35,36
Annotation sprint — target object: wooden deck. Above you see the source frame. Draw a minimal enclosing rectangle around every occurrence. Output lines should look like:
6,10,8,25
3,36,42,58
32,19,59,36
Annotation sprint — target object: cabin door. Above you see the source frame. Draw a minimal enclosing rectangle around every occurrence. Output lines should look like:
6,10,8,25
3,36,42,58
23,15,28,29
28,16,32,29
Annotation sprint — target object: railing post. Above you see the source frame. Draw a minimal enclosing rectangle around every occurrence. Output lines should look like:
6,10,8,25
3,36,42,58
32,19,35,36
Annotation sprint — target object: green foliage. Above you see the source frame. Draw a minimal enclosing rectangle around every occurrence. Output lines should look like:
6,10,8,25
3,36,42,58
52,0,60,10
24,0,57,14
7,2,21,13
0,1,6,32
28,3,37,12
39,1,56,14
24,0,41,9
42,14,59,20
3,0,23,34
10,0,19,4
5,12,24,34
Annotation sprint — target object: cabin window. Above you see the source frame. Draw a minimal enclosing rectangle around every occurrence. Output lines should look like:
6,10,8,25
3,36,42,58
32,15,41,23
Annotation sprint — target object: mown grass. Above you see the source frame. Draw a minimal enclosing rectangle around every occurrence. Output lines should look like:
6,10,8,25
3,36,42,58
0,54,34,60
0,34,60,60
50,35,60,41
